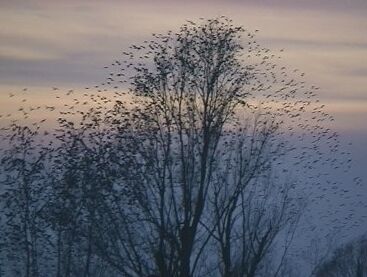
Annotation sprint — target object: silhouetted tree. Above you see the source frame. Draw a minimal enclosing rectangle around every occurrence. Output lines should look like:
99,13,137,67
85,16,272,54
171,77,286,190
93,17,306,277
314,234,367,277
0,124,50,277
0,16,344,277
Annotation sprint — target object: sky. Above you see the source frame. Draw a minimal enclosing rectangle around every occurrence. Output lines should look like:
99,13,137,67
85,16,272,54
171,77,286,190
0,0,366,270
1,1,366,123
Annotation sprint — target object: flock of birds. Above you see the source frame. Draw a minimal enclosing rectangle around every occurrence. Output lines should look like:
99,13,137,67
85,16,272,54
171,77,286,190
0,17,365,268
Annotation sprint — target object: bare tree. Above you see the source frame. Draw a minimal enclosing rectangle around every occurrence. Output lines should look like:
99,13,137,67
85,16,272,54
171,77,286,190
211,145,303,277
93,17,307,277
0,16,341,277
0,124,50,277
314,234,367,277
42,109,121,277
303,233,338,277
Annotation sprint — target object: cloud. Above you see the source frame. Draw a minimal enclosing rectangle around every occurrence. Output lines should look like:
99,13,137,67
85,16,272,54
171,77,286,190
0,0,366,103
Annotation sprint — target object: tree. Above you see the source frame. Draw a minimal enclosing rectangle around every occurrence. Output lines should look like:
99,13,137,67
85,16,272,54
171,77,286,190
41,109,121,277
0,16,340,277
92,17,306,277
0,124,50,277
314,234,367,277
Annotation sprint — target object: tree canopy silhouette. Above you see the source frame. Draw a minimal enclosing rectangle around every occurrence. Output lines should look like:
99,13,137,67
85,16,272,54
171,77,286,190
0,17,355,277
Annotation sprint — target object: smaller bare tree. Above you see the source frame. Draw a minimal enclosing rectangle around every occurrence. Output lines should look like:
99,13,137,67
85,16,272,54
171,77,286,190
314,234,367,277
